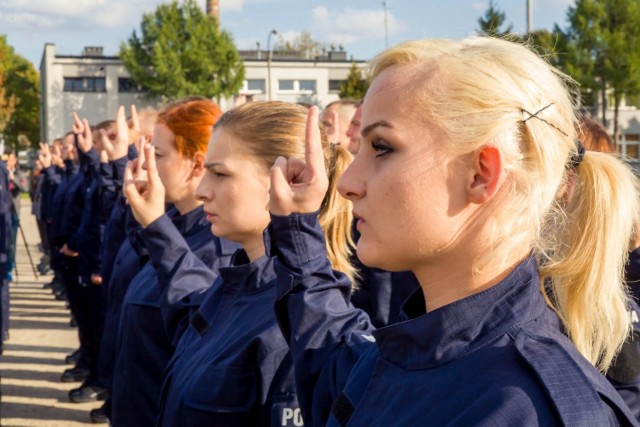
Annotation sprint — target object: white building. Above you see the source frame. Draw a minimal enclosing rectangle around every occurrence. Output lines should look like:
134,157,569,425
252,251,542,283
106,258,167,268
39,44,159,143
39,44,368,143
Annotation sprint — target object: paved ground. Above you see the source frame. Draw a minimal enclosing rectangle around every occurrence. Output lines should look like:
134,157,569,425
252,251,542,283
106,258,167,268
1,199,98,426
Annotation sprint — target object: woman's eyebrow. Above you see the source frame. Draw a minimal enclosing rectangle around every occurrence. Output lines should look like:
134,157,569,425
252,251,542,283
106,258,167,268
361,120,394,138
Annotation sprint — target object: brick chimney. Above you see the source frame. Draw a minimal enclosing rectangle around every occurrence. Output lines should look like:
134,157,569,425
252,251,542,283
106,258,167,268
206,0,220,21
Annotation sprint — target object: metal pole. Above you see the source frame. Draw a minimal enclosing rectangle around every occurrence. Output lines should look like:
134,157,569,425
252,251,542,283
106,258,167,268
267,29,277,101
526,0,532,34
383,1,389,49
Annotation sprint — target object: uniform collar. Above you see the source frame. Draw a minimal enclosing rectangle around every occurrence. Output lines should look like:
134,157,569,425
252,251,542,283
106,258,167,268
170,205,208,237
372,256,545,369
219,253,276,294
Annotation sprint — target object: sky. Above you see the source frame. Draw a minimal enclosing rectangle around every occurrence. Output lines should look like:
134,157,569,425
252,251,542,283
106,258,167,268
0,0,575,69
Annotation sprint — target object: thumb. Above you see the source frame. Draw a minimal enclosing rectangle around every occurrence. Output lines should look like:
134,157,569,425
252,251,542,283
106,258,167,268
270,156,292,214
123,161,142,204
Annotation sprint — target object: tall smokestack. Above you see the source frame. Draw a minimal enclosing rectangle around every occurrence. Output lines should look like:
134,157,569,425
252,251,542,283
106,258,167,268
206,0,220,22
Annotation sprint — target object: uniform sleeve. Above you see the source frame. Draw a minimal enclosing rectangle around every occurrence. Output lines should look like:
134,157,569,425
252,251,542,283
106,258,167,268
140,214,218,346
269,211,375,425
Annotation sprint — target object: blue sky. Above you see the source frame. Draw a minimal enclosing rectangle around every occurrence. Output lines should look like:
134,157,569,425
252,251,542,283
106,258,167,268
0,0,573,69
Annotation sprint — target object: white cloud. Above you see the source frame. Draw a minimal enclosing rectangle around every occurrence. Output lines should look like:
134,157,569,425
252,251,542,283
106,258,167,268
221,0,245,12
472,2,488,11
0,0,164,31
310,6,409,46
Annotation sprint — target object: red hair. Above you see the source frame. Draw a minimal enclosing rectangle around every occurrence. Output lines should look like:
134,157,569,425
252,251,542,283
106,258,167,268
156,96,223,158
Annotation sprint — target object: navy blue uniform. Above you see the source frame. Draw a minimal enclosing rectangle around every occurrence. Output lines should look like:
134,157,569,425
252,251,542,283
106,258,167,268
137,216,299,426
111,206,236,426
270,212,638,426
96,207,147,419
0,163,12,343
627,248,640,302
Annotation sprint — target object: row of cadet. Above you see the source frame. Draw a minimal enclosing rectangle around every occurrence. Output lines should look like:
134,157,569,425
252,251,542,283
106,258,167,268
0,150,30,356
29,37,640,426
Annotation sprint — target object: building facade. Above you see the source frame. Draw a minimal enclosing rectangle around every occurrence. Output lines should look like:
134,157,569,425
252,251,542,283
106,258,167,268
39,44,368,143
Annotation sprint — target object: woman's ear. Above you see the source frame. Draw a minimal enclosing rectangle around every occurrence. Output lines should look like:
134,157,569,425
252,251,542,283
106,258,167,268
467,146,503,204
192,152,206,177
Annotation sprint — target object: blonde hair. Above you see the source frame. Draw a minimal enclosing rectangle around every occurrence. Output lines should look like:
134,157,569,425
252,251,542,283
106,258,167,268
370,37,639,372
214,101,356,284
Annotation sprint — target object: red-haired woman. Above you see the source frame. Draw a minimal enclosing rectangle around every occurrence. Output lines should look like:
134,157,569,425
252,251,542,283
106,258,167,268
109,97,238,426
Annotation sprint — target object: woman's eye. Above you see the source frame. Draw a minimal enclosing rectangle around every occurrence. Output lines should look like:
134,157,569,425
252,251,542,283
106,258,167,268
371,139,392,157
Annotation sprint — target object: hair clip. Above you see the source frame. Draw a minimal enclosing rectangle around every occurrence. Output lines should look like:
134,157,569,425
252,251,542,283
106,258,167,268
521,103,569,137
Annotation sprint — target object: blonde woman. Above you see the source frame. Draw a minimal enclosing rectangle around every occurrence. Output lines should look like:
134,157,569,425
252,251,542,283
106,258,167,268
269,37,640,425
124,101,354,425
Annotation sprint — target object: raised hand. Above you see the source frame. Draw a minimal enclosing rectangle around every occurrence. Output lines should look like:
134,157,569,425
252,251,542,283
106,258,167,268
123,140,165,228
102,105,136,161
39,143,52,168
73,112,93,154
270,106,328,215
51,143,64,167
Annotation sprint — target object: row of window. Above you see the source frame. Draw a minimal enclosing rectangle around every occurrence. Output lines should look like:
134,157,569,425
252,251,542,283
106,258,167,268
64,77,347,94
63,77,145,93
244,79,345,94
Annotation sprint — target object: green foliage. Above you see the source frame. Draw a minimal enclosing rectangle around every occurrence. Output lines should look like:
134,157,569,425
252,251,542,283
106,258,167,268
120,0,245,101
527,27,571,73
0,35,40,150
273,31,325,58
477,0,513,37
567,0,640,139
339,62,368,100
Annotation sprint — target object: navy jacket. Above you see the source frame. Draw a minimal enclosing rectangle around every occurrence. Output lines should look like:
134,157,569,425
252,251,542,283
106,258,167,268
607,298,640,421
627,248,640,302
75,147,104,284
155,253,301,427
111,206,235,427
96,221,147,392
271,212,638,427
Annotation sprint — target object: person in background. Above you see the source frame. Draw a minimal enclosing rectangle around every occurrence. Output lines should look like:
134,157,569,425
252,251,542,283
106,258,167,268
344,102,363,155
269,37,639,425
123,101,354,426
5,150,28,281
321,99,358,148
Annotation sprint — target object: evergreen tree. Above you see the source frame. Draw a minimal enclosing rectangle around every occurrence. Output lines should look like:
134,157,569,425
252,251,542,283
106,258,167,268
120,0,244,101
477,0,513,37
567,0,640,143
339,62,368,100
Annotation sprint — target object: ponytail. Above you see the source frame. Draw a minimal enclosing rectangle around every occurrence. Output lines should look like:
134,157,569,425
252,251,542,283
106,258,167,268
540,151,640,371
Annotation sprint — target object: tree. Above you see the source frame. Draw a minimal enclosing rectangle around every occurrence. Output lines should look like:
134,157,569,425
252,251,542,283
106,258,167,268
567,0,640,143
477,0,514,38
339,62,368,100
120,0,245,101
527,28,571,74
273,31,325,59
0,35,39,150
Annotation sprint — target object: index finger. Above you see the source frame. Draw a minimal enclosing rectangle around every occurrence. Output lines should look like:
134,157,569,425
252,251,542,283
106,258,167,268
72,112,83,133
304,106,326,176
116,105,128,138
130,105,140,132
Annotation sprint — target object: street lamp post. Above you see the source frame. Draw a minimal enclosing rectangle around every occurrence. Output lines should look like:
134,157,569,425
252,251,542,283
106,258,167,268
267,29,277,101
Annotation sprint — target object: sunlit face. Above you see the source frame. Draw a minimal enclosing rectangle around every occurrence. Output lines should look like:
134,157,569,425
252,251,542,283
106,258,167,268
149,123,198,204
337,66,472,272
345,105,362,154
6,153,17,170
195,127,271,247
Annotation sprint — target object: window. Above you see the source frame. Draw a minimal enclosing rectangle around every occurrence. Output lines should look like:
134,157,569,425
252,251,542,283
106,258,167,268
626,144,639,159
247,79,266,93
63,77,106,92
118,78,146,93
278,80,295,91
329,80,344,93
299,80,316,92
624,134,640,142
278,79,317,93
